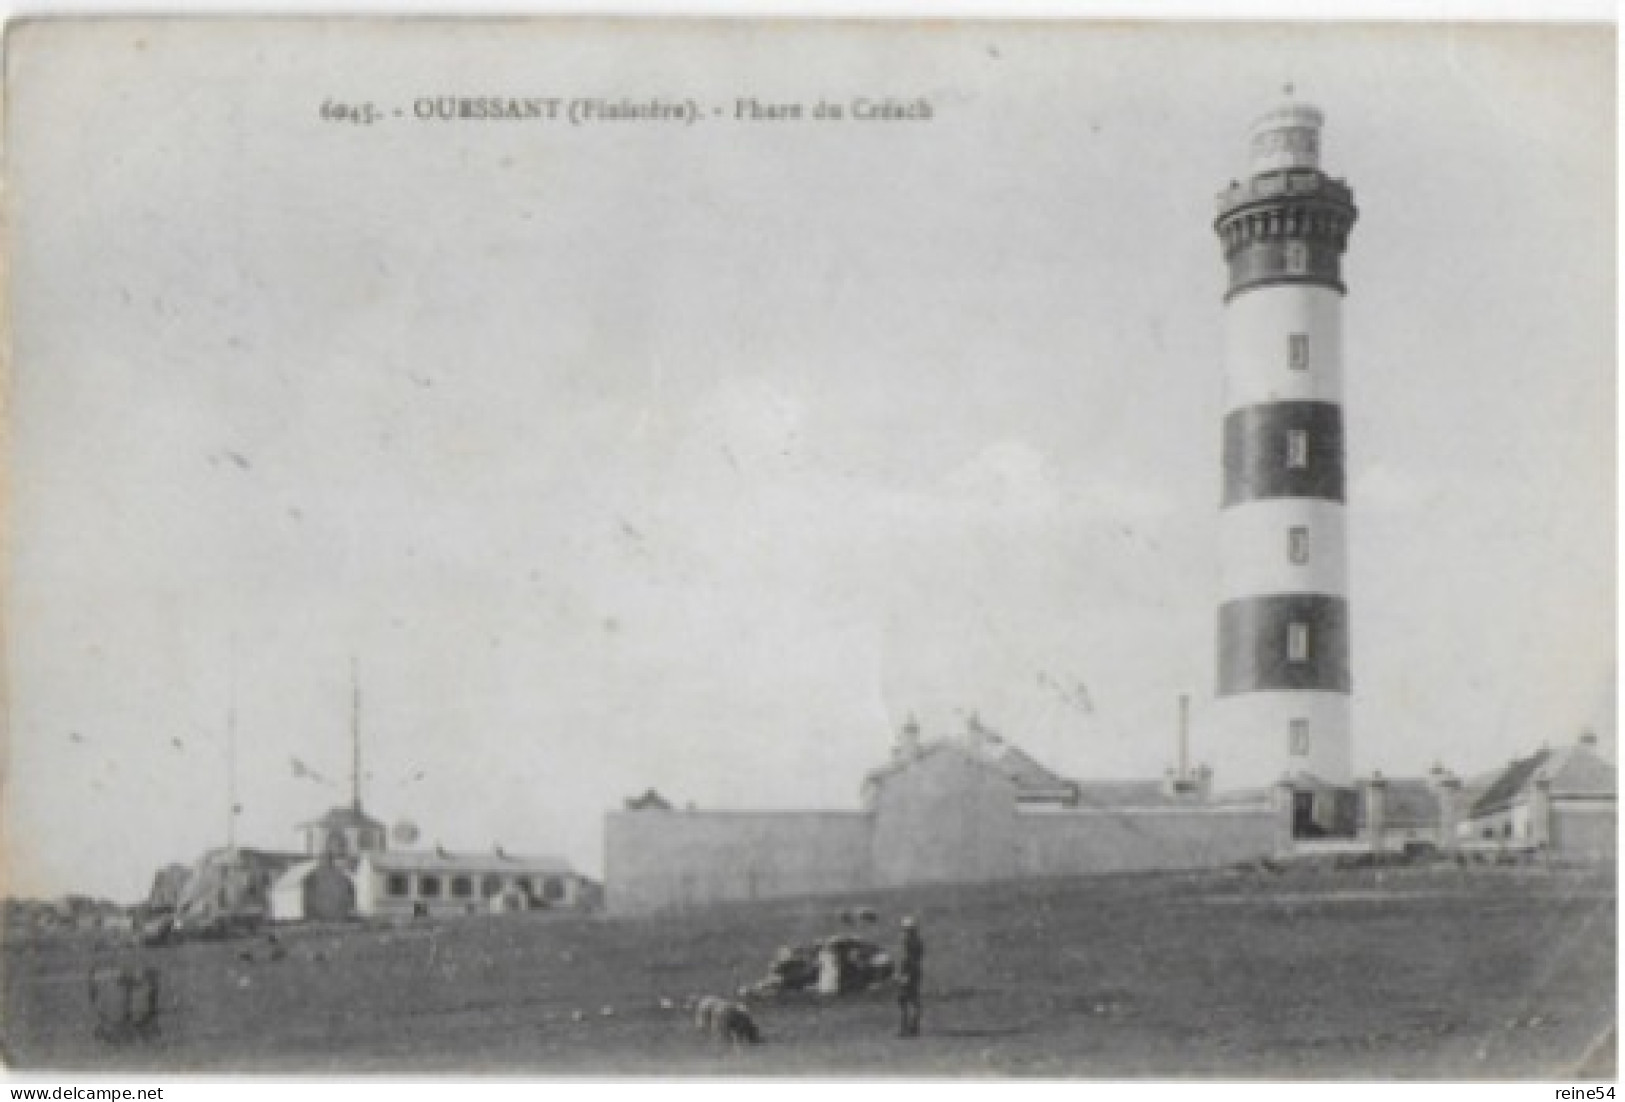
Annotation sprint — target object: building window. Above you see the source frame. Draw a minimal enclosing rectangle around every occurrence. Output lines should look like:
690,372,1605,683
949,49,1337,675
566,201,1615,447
1286,429,1309,469
386,874,410,898
541,877,566,903
1288,621,1311,663
451,876,473,899
481,874,503,899
1288,526,1310,565
1289,719,1310,756
1289,333,1309,370
419,875,442,898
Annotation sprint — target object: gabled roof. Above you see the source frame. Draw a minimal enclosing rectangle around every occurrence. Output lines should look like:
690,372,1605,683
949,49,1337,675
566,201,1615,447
862,736,1074,803
1472,750,1552,817
1544,743,1617,799
1470,741,1617,817
988,743,1078,801
624,789,674,811
861,739,972,791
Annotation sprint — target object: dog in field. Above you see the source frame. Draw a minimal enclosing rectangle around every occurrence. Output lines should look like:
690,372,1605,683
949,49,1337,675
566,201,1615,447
88,962,161,1043
693,995,762,1044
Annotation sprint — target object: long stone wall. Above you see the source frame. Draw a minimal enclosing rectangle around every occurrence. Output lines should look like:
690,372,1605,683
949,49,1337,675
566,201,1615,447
1015,806,1278,877
604,810,875,914
605,803,1281,913
603,747,1287,913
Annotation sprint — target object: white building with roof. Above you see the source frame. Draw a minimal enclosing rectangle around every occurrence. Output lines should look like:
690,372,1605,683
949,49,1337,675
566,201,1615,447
268,797,589,921
1458,733,1616,857
355,848,585,919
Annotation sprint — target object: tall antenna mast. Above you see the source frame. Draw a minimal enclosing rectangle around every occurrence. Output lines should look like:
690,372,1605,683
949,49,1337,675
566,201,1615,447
1178,693,1191,781
351,655,362,812
226,639,239,850
226,702,238,848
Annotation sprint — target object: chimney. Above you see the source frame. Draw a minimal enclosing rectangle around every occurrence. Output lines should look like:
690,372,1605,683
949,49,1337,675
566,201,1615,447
1363,772,1388,853
1178,694,1191,780
1579,730,1599,749
895,714,922,759
965,712,991,754
1165,695,1199,797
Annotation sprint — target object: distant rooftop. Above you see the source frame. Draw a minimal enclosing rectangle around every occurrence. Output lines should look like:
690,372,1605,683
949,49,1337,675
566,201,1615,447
362,849,577,876
300,805,386,831
865,714,1223,810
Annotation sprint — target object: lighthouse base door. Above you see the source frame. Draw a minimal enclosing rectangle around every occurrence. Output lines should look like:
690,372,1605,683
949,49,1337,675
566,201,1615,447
1292,788,1357,839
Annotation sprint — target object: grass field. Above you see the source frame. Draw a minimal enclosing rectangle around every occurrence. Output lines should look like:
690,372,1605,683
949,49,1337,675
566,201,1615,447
2,861,1614,1078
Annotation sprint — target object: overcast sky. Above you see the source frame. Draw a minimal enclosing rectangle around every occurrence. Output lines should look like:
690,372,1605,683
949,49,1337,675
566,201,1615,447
5,20,1613,902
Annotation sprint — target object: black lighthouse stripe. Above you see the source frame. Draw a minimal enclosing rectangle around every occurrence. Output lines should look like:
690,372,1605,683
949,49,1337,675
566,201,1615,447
1222,401,1344,507
1217,593,1351,696
1222,238,1346,300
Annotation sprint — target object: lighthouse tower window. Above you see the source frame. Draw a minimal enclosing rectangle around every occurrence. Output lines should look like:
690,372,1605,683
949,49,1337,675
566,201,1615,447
1288,621,1311,662
1289,333,1310,370
1288,526,1310,564
1289,719,1311,756
1286,429,1310,469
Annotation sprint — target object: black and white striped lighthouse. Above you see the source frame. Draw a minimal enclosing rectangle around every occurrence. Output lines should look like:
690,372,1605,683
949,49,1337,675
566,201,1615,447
1213,100,1358,789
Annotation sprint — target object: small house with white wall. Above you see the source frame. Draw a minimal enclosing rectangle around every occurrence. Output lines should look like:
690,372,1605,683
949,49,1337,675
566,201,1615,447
355,848,586,918
269,857,359,922
1459,733,1615,857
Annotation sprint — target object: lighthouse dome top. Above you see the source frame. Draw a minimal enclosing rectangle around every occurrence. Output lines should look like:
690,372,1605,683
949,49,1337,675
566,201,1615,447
1247,101,1324,174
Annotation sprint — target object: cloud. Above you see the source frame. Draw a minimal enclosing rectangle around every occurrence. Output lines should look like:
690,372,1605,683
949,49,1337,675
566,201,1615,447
1349,462,1438,513
942,441,1062,514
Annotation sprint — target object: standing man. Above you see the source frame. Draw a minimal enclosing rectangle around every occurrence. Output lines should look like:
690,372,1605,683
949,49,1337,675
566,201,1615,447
897,915,924,1038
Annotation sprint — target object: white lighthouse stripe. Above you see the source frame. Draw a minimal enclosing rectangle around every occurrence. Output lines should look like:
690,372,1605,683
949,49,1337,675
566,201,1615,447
1211,691,1352,790
1222,284,1344,413
1218,499,1348,603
